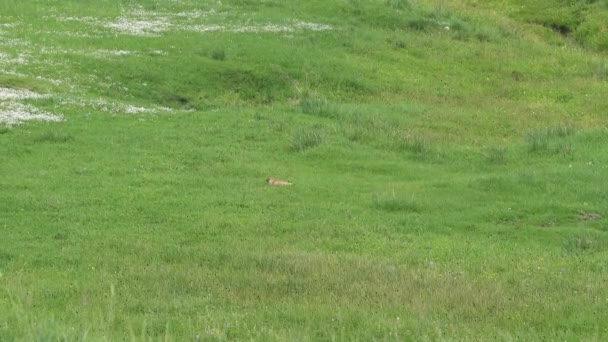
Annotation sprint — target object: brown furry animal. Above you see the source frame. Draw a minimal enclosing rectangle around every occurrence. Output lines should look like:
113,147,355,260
266,177,293,186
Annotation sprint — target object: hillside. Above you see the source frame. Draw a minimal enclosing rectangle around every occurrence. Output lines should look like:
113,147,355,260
1,0,607,340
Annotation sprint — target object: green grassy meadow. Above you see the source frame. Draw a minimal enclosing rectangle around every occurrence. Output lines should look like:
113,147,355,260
1,0,608,340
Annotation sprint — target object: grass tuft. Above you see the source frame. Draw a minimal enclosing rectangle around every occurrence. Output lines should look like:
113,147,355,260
395,133,432,156
525,131,550,153
373,192,422,213
485,147,508,164
290,128,324,152
565,234,600,253
385,0,413,10
591,60,608,79
33,132,74,144
298,93,333,117
211,49,226,61
525,126,575,153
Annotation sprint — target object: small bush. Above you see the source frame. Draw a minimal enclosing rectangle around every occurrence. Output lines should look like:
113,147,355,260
290,129,323,152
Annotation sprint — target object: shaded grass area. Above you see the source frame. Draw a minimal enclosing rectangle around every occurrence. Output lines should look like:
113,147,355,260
1,0,608,340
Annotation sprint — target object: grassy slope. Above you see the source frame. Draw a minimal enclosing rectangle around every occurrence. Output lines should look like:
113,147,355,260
1,0,608,340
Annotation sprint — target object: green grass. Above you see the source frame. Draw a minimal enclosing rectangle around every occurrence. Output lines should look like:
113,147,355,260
1,0,608,340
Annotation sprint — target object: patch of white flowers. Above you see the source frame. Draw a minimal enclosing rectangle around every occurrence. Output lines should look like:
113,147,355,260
0,52,28,64
53,7,332,36
104,17,172,36
0,87,48,101
0,4,333,127
188,21,332,33
0,87,63,126
57,97,173,115
0,100,63,126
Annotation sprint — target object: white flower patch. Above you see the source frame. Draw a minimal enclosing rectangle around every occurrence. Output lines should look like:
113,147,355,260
293,21,333,31
104,17,171,36
35,76,63,86
37,47,134,58
0,53,16,64
0,37,31,47
187,24,223,33
124,105,149,114
58,97,173,115
89,49,137,57
101,8,175,36
231,24,297,33
0,87,48,101
50,6,332,37
2,70,28,78
0,52,28,65
62,31,106,38
55,16,98,23
174,9,216,19
0,22,19,36
0,88,63,126
185,21,333,34
99,8,216,36
0,102,63,126
55,13,169,36
150,50,168,56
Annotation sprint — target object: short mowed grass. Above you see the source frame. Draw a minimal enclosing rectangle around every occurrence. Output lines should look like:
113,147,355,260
1,0,608,340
